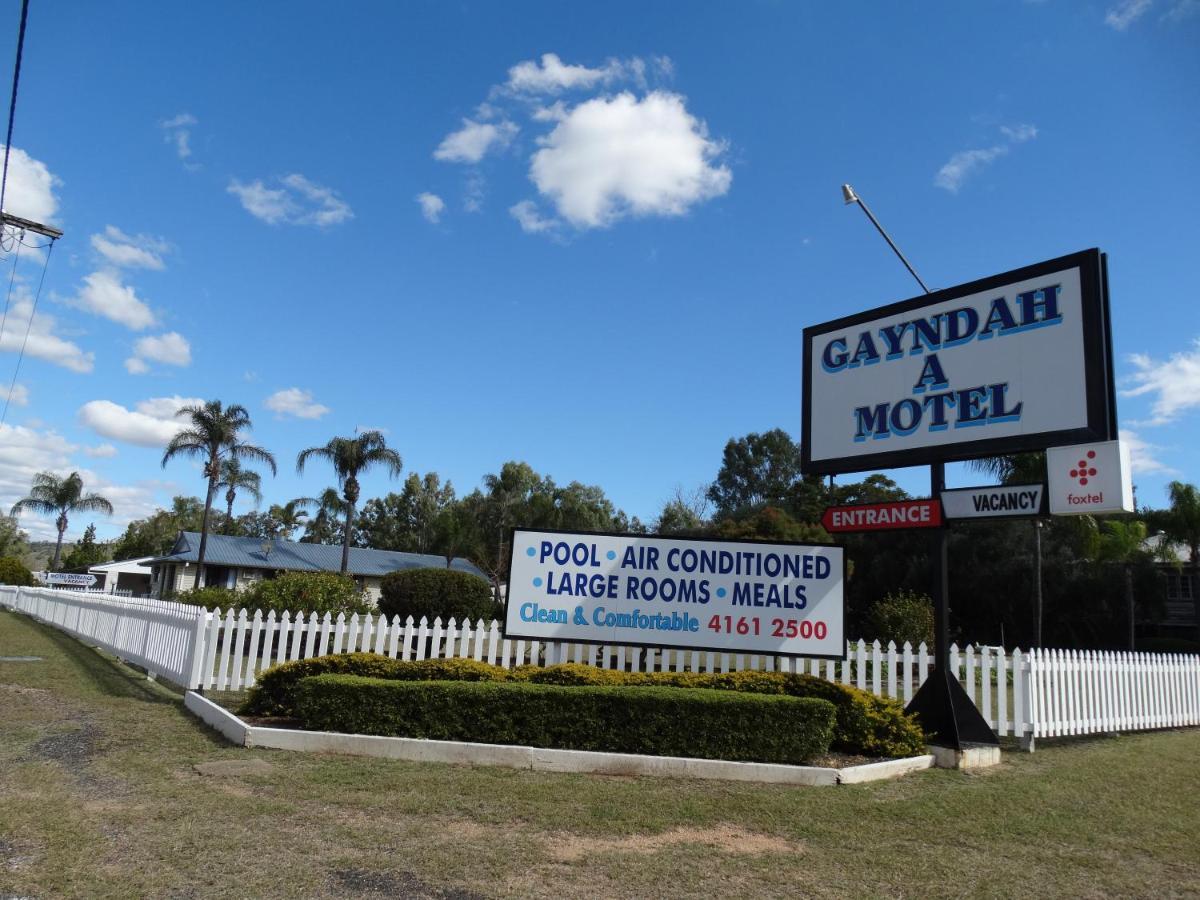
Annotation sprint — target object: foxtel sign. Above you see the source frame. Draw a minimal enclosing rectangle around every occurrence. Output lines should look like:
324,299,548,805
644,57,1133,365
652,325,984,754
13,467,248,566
802,250,1117,474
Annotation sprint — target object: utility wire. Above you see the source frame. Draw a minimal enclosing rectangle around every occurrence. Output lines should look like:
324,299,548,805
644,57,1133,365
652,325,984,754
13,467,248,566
0,0,30,216
1,236,50,425
0,229,21,346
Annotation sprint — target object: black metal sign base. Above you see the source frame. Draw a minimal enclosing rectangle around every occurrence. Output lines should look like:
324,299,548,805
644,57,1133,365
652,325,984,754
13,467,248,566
905,666,998,749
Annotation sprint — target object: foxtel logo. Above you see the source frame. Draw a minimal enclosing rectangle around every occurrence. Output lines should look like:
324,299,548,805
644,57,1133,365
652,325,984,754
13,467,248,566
1067,491,1105,505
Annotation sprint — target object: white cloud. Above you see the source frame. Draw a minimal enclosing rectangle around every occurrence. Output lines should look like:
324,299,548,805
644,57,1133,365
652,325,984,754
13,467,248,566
1106,0,1153,29
0,145,60,223
416,192,445,223
0,422,78,539
160,112,198,161
0,294,94,373
227,174,353,227
1119,428,1178,476
1164,0,1199,20
1121,338,1200,425
935,124,1038,193
77,395,203,448
506,53,622,95
84,443,118,459
527,91,731,229
265,387,330,420
71,269,157,330
6,382,28,407
91,226,168,270
132,332,191,367
124,357,149,375
434,119,518,164
509,200,558,234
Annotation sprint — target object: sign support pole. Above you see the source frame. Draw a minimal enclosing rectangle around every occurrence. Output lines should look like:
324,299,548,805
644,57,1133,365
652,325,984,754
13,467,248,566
838,185,997,750
904,463,998,749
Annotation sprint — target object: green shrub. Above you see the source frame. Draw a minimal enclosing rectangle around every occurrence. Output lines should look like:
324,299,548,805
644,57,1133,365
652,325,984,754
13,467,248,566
294,675,836,765
377,568,498,625
241,571,373,618
0,556,36,586
239,653,511,717
175,585,240,609
866,590,935,648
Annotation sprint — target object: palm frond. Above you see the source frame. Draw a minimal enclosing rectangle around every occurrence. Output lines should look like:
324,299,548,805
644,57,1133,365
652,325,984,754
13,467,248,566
10,497,58,517
74,494,114,515
229,442,277,476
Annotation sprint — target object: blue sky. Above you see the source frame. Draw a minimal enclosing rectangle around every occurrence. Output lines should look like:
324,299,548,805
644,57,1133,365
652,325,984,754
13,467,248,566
0,0,1197,541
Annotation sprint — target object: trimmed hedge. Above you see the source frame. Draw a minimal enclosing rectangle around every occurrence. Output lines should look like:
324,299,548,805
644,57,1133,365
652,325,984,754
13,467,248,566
0,556,36,586
293,675,836,765
240,654,925,757
239,653,505,717
377,568,498,625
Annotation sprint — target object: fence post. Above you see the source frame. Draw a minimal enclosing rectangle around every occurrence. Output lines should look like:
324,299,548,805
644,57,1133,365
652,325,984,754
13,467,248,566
184,609,209,690
1019,649,1036,752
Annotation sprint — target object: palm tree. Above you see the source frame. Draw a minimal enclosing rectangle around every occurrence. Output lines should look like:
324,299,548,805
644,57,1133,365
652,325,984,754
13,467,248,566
296,431,402,574
161,400,276,585
1094,519,1150,650
297,488,348,545
10,471,113,570
1151,481,1200,642
267,499,309,541
216,458,263,535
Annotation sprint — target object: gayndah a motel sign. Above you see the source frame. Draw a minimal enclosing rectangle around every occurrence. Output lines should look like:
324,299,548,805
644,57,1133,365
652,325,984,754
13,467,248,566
802,249,1117,475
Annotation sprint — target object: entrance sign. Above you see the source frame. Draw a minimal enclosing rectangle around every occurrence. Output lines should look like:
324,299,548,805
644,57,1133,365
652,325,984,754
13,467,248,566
821,499,942,533
42,572,96,587
941,484,1046,520
1046,440,1133,516
505,529,846,659
802,249,1116,475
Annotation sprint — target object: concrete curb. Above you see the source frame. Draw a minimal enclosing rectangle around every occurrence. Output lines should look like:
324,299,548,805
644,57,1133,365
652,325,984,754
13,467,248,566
183,691,932,786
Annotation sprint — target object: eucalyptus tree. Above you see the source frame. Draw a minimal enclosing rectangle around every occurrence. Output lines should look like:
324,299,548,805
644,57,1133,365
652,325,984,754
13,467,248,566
10,471,113,570
161,401,276,584
217,458,264,534
296,431,402,574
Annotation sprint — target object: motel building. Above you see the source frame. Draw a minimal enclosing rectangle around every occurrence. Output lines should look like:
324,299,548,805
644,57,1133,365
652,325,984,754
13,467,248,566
147,531,487,603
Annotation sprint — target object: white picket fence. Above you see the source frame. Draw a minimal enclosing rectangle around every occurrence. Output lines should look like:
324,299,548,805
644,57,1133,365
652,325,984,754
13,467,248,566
1,585,206,688
4,585,1198,748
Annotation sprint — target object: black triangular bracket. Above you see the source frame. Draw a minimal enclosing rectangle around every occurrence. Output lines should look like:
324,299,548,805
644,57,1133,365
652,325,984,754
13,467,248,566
905,666,999,750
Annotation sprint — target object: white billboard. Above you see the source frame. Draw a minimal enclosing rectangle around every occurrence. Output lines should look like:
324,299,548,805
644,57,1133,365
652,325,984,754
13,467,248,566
802,250,1116,474
505,529,845,659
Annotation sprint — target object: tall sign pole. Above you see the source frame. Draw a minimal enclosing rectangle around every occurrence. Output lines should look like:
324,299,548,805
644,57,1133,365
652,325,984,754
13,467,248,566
838,185,997,749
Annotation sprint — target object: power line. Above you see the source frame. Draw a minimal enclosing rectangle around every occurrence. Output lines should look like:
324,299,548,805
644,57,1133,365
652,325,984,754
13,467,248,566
0,236,51,425
0,0,30,216
0,229,21,346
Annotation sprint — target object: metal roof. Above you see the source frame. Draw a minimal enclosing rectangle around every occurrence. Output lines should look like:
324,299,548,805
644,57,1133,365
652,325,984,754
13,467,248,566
153,532,487,580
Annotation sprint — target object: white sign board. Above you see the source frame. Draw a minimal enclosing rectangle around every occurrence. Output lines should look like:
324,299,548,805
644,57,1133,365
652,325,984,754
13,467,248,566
941,484,1046,520
802,250,1116,474
1046,440,1133,516
505,530,846,660
42,572,97,587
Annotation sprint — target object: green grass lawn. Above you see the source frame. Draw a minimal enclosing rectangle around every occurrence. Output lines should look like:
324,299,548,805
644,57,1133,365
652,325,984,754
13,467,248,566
2,608,1198,899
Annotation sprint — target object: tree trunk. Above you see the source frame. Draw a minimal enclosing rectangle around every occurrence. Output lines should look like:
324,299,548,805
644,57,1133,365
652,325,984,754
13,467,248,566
224,489,236,535
1125,564,1135,651
1191,549,1200,644
197,467,218,588
51,513,67,570
341,501,355,575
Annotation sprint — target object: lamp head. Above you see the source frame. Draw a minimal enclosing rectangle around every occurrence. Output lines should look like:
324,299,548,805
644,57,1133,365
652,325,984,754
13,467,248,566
841,184,859,205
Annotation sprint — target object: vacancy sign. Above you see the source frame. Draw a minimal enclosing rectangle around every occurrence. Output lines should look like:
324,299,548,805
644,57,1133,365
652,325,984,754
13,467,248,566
941,484,1046,520
821,499,942,533
42,572,96,587
1046,440,1133,516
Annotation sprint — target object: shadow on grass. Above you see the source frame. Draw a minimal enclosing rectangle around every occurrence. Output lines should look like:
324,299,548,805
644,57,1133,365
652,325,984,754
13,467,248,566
31,623,185,707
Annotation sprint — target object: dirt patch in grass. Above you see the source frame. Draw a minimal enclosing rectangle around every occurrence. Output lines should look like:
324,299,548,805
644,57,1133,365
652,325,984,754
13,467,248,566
0,836,39,872
0,683,47,696
328,867,486,899
193,758,276,778
29,719,102,768
549,824,803,862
